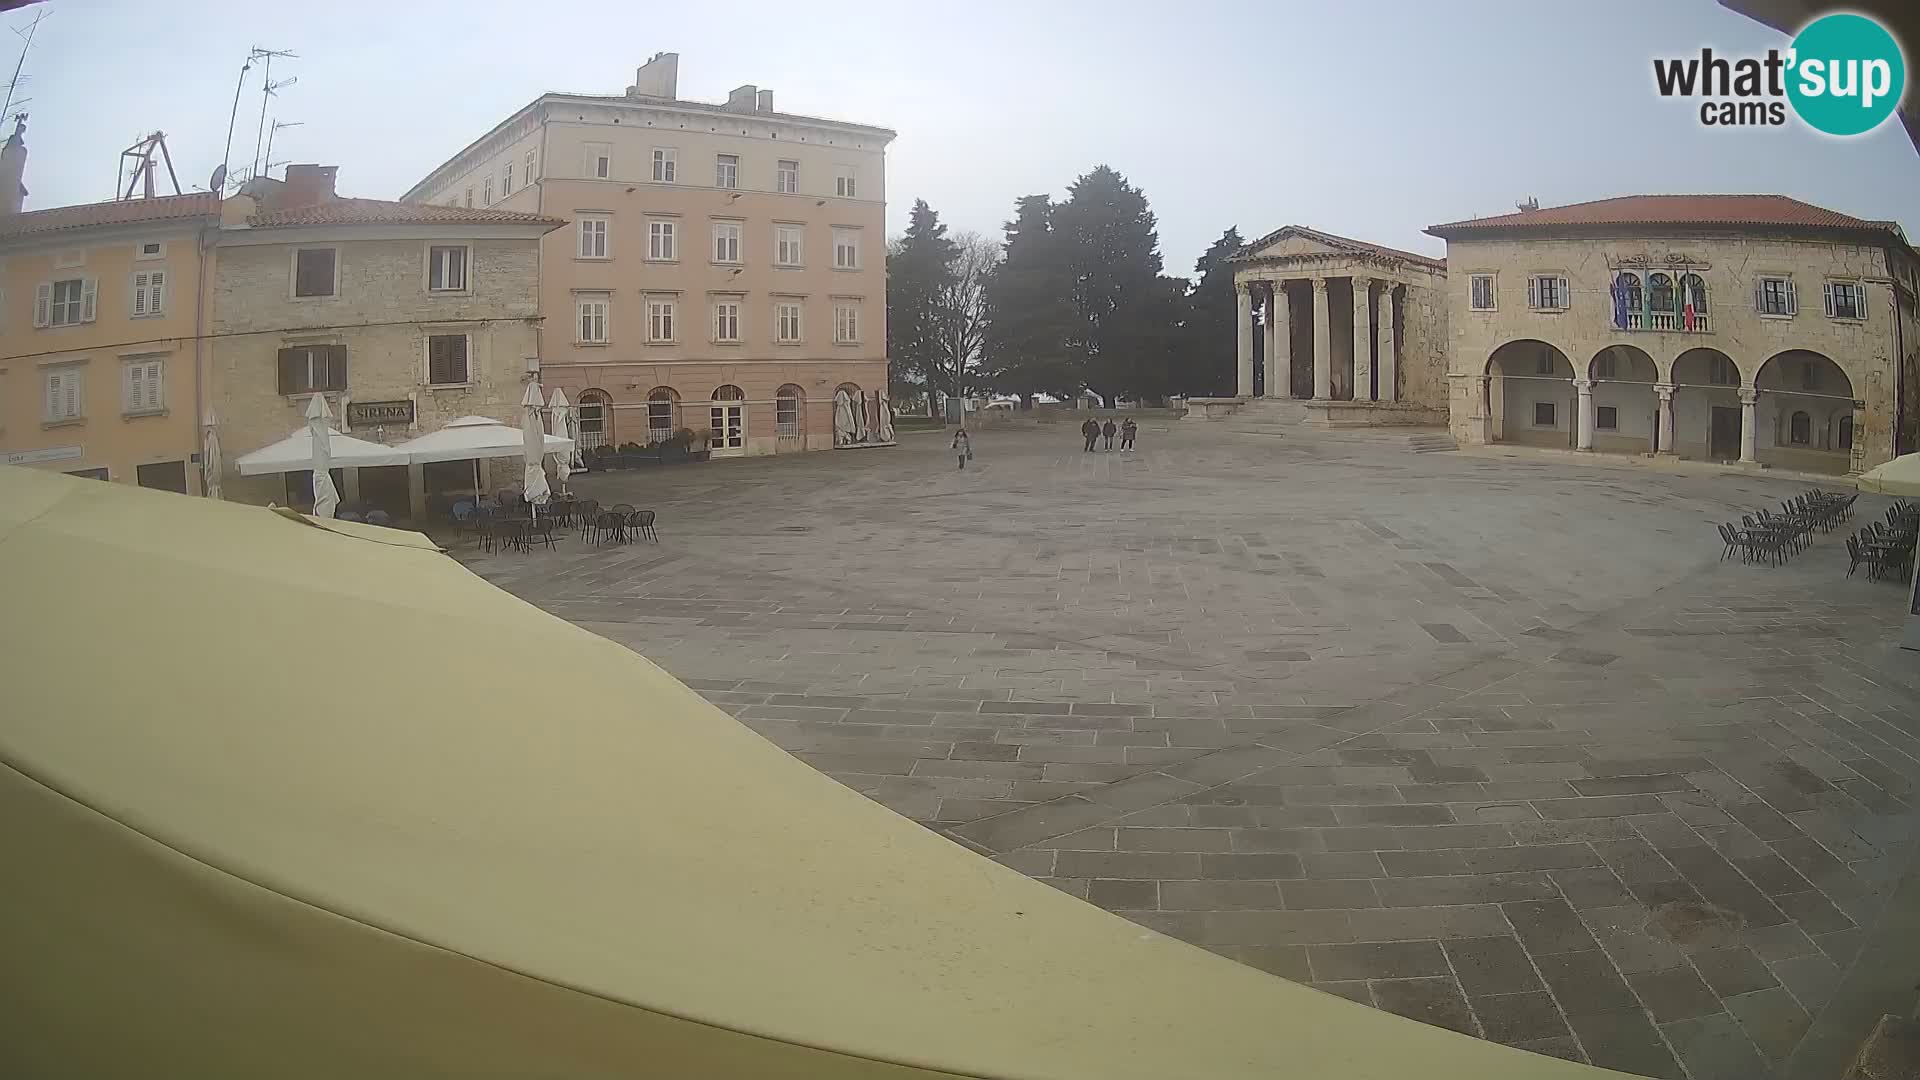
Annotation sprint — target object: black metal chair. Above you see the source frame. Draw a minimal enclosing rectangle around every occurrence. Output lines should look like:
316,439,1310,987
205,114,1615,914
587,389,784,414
628,509,658,543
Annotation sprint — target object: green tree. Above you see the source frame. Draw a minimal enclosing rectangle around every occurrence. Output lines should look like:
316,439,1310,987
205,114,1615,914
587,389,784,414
1178,227,1245,397
1054,165,1173,405
981,194,1077,405
886,199,957,403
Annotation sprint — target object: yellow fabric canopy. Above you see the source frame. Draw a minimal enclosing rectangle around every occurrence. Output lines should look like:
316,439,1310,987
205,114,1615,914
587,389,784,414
1857,452,1920,497
0,466,1625,1079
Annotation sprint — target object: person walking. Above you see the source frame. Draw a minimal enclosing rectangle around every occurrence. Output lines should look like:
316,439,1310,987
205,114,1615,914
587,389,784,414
1120,417,1137,452
1081,418,1100,453
1101,418,1118,452
951,428,972,469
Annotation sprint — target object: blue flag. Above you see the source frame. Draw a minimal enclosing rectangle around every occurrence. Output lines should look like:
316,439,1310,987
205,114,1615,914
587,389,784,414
1611,273,1629,329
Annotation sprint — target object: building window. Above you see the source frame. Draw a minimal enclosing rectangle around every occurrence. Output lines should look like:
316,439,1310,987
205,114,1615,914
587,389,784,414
1825,280,1865,320
1469,274,1495,311
136,240,165,260
586,142,611,179
123,357,164,414
713,300,741,342
647,297,676,342
715,154,738,189
427,334,469,385
1527,274,1568,311
776,301,802,343
576,390,610,449
834,302,859,343
464,188,473,208
776,384,802,436
1789,410,1812,445
577,216,609,259
44,366,82,421
1680,273,1707,321
524,147,537,181
651,148,677,183
1615,271,1644,327
276,344,347,395
502,160,513,195
1533,401,1556,427
647,387,677,442
648,220,677,260
136,461,188,493
833,228,859,270
1709,356,1738,386
36,277,96,327
1534,352,1556,376
712,221,742,263
1799,360,1819,391
1596,405,1618,431
130,269,166,317
835,166,856,198
483,177,494,206
1839,414,1854,449
577,296,609,343
427,245,468,292
1593,352,1616,379
776,159,799,194
776,224,803,267
293,248,336,297
1757,276,1797,316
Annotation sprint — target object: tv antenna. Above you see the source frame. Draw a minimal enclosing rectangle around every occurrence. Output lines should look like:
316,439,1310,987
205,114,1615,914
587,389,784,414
219,46,293,192
250,69,296,180
117,131,181,200
261,118,302,179
0,7,47,122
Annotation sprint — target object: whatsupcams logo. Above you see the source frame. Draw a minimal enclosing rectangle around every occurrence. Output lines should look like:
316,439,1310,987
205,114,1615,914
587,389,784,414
1652,12,1905,135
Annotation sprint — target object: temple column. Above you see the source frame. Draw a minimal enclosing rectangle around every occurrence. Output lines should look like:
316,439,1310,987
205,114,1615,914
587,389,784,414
1377,285,1397,402
1312,278,1332,400
1574,378,1595,450
1352,276,1374,402
1236,283,1254,398
1262,285,1284,398
1654,384,1675,455
1738,388,1758,463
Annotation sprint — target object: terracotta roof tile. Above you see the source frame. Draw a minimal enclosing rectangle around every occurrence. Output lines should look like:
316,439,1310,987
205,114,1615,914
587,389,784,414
0,192,218,241
1426,194,1896,237
248,197,564,229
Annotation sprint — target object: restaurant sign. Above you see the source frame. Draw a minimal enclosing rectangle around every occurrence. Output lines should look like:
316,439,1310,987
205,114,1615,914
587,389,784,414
347,399,415,427
4,445,83,467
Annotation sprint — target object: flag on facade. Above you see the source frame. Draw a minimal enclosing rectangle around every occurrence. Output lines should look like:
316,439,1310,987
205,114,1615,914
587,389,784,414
1683,302,1696,332
1610,273,1629,330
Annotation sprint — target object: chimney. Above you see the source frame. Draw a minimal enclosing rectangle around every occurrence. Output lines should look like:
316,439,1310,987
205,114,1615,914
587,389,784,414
724,84,758,112
627,52,679,99
0,116,27,216
282,164,338,208
755,88,774,112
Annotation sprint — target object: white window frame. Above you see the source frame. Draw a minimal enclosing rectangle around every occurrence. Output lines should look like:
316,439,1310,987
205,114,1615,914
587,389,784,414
775,389,801,436
426,244,470,293
1468,273,1496,311
1824,279,1866,321
482,177,494,206
775,301,803,344
130,269,167,318
464,188,473,208
524,147,537,182
577,216,609,260
586,142,612,179
776,159,799,194
576,294,610,344
502,159,514,195
712,300,742,343
835,166,857,198
1756,275,1797,318
646,296,677,344
38,276,98,327
135,240,166,261
715,154,739,189
648,219,677,261
834,302,860,344
1526,274,1569,312
652,147,678,183
832,228,860,270
290,247,339,299
122,355,165,415
44,365,82,422
775,224,804,267
712,220,742,264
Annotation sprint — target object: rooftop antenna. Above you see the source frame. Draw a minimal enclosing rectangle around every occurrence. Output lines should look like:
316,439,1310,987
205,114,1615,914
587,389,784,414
261,118,302,179
0,7,47,122
250,64,296,180
1516,195,1540,213
116,131,181,200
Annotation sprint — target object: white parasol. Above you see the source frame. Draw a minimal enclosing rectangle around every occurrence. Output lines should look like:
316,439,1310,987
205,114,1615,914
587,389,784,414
305,394,339,519
521,382,551,509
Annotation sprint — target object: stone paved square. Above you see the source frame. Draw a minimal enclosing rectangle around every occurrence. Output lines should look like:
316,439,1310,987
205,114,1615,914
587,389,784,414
462,419,1920,1078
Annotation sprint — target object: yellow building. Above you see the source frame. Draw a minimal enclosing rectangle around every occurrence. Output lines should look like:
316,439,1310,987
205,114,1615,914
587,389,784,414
402,53,896,457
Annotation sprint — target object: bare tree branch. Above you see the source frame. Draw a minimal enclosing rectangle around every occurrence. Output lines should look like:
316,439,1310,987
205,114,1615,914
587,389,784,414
935,229,999,403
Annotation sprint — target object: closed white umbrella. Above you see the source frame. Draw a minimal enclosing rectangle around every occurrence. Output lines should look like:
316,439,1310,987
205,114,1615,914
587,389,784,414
549,388,577,493
201,408,223,500
306,395,339,520
521,382,551,510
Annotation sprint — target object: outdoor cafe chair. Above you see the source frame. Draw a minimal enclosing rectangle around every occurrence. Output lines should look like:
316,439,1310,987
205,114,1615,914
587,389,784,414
595,511,627,545
628,509,658,543
365,510,392,528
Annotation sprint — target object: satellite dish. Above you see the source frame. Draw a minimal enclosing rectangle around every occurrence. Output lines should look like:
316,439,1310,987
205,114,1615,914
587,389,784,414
209,164,227,191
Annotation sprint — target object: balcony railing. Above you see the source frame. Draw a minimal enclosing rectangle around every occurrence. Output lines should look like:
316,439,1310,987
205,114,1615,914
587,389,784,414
1620,309,1710,333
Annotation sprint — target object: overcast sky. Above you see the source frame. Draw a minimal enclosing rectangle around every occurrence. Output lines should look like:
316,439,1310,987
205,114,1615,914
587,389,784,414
16,1,1919,273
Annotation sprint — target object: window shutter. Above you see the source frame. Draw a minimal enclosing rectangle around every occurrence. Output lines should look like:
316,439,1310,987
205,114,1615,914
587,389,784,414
328,344,349,391
125,362,142,410
1823,282,1835,317
80,278,98,322
1858,284,1868,320
46,371,61,418
34,282,50,327
146,362,163,410
1785,279,1797,315
132,273,148,315
1557,277,1570,309
1527,277,1538,308
277,348,299,395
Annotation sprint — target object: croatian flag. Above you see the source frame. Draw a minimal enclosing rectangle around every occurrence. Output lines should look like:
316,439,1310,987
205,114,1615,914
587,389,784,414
1611,274,1629,330
1683,302,1696,332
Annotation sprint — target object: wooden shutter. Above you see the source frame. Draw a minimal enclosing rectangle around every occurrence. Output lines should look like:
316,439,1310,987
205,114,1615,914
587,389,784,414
132,273,147,316
1556,277,1570,309
1823,282,1835,317
1785,279,1797,315
34,282,50,327
46,370,64,419
277,348,300,395
80,278,98,322
1526,277,1538,308
1753,280,1764,312
125,362,144,411
1858,283,1868,320
326,344,349,391
144,361,163,410
428,335,467,384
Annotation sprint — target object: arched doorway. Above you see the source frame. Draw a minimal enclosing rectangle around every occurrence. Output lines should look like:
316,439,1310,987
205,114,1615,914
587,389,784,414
1754,350,1856,474
576,388,612,451
1485,340,1575,448
775,384,806,451
1670,348,1744,461
646,387,679,444
709,385,746,456
1588,345,1659,454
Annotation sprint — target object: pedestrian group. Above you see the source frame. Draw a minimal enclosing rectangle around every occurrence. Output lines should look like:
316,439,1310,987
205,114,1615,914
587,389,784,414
1081,417,1138,453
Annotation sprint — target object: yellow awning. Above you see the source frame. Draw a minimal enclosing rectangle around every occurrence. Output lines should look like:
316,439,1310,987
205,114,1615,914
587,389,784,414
1858,452,1920,497
0,465,1625,1078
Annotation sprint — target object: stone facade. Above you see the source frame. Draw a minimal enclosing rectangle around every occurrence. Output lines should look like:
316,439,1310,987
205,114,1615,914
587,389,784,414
403,54,895,458
1431,215,1920,476
1229,227,1449,424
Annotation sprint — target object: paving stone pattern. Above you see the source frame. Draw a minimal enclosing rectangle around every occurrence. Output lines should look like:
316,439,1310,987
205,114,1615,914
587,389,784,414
462,422,1920,1079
